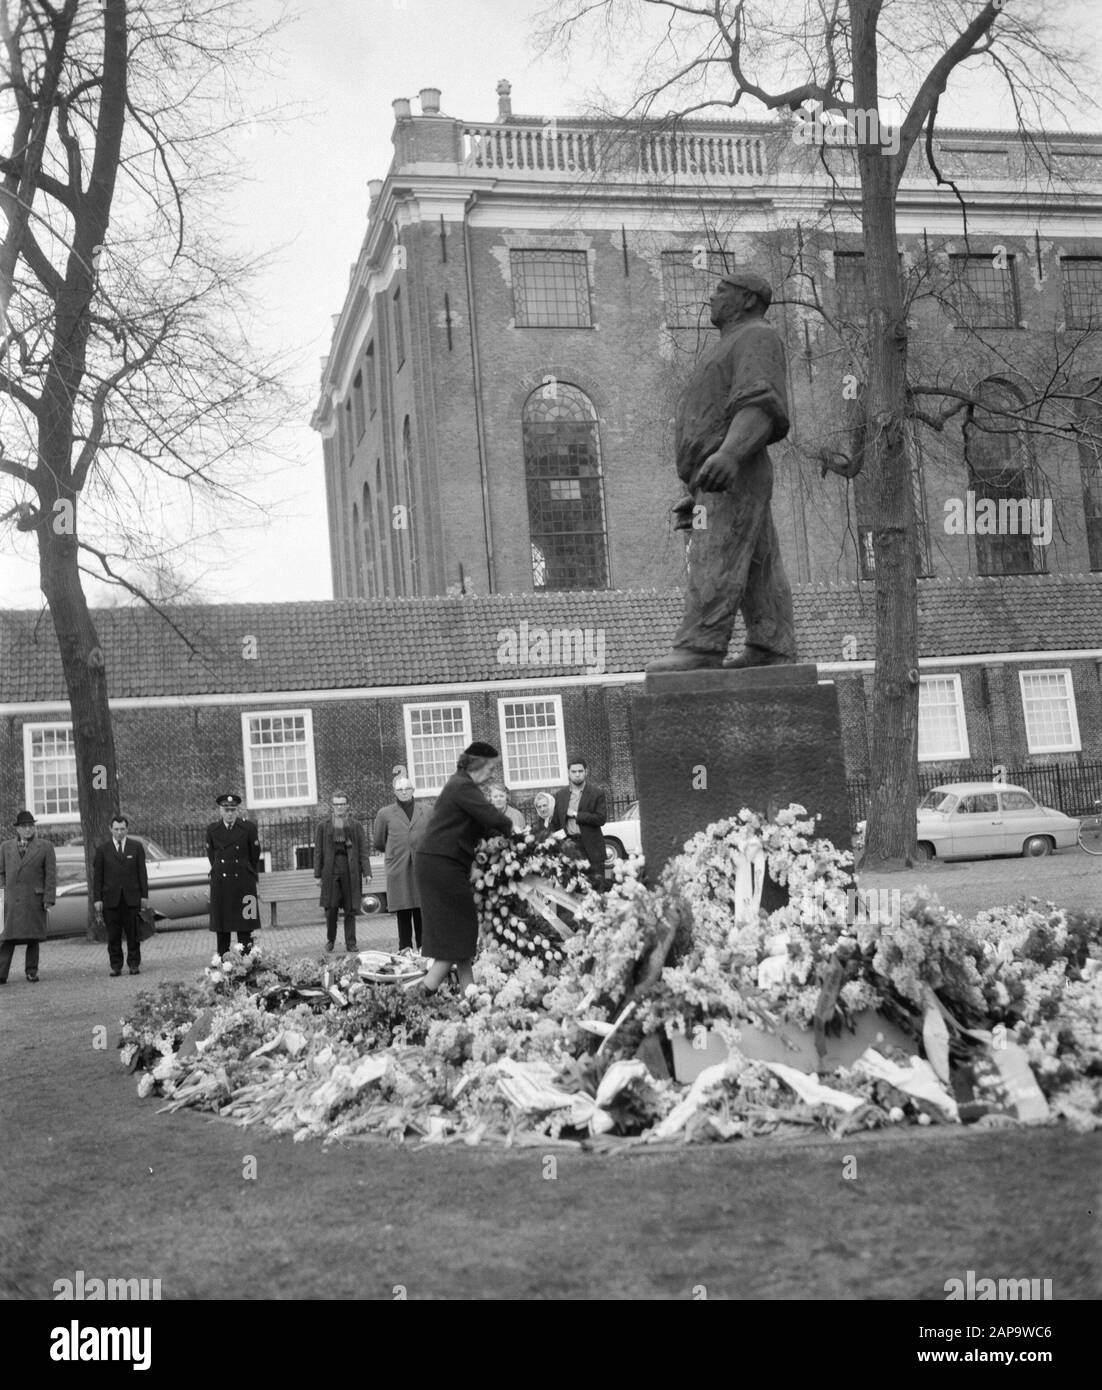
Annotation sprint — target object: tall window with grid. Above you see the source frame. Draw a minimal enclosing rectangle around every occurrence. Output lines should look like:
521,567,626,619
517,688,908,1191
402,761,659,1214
833,251,867,318
497,697,568,789
1061,257,1102,329
22,724,79,820
661,250,729,328
950,254,1019,328
511,250,592,327
1077,399,1102,570
403,703,471,794
918,675,969,760
242,711,317,807
1019,670,1080,753
522,383,609,590
964,379,1042,575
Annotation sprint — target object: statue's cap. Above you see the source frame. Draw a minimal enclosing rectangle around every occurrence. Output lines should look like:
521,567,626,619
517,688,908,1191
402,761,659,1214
717,270,773,308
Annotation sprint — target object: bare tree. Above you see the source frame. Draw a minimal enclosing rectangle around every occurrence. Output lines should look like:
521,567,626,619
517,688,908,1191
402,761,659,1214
0,0,290,918
539,0,1100,869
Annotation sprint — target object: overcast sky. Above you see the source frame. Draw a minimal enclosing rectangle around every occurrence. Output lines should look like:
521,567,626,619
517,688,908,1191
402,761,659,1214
1,0,1097,610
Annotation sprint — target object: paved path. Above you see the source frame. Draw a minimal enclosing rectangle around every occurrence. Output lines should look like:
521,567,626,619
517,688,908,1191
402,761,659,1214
1,906,404,1012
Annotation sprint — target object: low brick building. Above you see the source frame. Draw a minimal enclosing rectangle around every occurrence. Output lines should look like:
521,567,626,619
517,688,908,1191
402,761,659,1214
3,581,1101,862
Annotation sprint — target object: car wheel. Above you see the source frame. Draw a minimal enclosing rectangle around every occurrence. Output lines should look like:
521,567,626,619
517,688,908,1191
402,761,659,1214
604,838,625,864
1022,836,1053,858
914,841,935,862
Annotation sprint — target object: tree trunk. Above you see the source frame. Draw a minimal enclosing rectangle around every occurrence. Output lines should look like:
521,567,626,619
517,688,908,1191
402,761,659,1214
28,0,129,932
38,524,120,933
852,0,921,871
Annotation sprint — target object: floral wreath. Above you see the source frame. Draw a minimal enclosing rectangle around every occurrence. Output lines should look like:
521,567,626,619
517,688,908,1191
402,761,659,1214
472,830,601,968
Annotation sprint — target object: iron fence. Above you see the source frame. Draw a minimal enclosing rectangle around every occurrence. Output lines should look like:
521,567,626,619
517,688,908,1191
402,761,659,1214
846,762,1102,825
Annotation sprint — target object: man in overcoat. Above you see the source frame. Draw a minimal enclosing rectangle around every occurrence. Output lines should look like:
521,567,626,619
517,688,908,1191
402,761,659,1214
93,814,151,976
205,793,261,955
0,811,56,983
373,775,431,952
551,758,608,887
314,789,369,953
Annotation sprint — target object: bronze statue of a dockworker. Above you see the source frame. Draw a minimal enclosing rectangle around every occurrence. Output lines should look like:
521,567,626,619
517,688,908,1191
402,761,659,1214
648,270,797,673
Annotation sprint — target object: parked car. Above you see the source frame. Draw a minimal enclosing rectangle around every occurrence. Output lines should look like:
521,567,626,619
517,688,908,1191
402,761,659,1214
916,782,1080,861
603,802,642,863
47,835,211,937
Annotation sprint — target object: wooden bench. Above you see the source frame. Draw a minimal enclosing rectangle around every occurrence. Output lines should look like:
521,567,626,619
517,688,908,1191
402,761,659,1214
257,862,389,927
257,870,318,928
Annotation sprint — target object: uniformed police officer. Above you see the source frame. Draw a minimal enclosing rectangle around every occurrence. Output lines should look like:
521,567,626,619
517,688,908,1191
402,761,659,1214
205,793,262,954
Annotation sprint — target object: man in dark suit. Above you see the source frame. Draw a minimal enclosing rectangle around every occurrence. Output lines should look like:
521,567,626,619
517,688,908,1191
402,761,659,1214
206,793,262,955
552,757,608,887
93,814,150,977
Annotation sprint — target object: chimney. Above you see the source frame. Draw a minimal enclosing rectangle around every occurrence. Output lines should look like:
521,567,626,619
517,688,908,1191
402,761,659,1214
392,97,412,119
496,79,512,120
419,87,441,116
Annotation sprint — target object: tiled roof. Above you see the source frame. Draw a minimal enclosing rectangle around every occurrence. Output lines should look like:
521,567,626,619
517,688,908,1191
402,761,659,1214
2,576,1101,704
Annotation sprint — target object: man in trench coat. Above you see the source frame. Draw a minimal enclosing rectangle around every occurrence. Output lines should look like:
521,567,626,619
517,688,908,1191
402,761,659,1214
314,790,369,953
205,793,262,955
0,810,57,983
373,774,431,952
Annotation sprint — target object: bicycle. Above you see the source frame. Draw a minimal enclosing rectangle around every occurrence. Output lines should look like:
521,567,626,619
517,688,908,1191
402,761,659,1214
1078,799,1102,856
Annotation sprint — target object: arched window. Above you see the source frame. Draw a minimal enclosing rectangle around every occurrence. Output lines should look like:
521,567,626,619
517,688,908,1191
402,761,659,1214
351,502,365,596
964,379,1044,575
375,459,390,596
361,483,374,597
400,415,416,593
522,382,610,590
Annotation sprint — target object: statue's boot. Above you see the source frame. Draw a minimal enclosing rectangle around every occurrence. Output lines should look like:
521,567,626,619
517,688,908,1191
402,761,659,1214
722,645,795,670
645,649,724,673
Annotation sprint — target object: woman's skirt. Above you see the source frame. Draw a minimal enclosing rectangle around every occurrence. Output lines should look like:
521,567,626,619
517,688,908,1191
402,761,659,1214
415,852,479,960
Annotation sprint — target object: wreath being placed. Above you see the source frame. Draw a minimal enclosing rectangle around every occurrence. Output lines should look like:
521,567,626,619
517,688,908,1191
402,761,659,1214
472,829,607,967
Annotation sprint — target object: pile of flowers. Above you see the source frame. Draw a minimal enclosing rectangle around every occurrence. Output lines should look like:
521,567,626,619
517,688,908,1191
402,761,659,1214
118,805,1102,1144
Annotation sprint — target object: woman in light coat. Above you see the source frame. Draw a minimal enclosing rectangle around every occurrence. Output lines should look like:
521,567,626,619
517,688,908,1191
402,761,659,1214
373,775,431,952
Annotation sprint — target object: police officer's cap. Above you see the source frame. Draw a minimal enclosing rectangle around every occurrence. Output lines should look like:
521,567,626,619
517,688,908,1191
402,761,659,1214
716,270,773,308
216,793,243,807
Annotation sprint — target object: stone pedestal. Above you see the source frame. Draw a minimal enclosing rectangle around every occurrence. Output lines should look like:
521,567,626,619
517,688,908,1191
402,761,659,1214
632,664,851,881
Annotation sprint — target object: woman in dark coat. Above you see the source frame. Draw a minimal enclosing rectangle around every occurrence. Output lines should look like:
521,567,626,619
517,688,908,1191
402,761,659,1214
0,811,56,984
414,742,514,994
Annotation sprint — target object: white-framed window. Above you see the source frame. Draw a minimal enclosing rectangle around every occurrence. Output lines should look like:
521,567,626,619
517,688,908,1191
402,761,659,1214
1019,669,1081,753
22,722,79,822
241,710,317,808
497,696,568,789
403,702,471,794
918,675,970,761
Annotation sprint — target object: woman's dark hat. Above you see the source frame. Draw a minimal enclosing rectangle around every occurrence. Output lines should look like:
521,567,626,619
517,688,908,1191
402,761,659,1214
463,741,499,759
13,810,36,827
215,793,243,807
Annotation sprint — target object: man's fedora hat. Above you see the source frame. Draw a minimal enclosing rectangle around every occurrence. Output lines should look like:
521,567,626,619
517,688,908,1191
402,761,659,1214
13,810,36,827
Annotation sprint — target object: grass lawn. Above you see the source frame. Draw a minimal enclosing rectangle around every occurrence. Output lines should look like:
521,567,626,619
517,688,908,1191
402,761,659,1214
2,980,1099,1300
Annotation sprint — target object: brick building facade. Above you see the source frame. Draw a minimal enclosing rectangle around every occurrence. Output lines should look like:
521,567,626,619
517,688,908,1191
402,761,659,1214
311,83,1102,608
3,586,1101,864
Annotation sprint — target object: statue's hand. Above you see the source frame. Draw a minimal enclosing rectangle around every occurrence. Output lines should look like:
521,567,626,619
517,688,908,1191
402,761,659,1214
694,450,740,493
